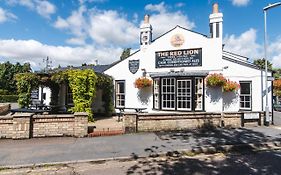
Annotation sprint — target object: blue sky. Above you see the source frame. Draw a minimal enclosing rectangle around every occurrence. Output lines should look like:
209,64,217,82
0,0,280,70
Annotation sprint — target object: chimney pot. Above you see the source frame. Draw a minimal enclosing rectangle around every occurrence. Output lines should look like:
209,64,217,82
212,3,219,14
144,14,150,24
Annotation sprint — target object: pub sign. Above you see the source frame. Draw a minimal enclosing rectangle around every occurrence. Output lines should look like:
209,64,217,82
155,48,202,68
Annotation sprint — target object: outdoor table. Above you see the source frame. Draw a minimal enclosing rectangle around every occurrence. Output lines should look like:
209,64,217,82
116,107,147,121
10,108,50,114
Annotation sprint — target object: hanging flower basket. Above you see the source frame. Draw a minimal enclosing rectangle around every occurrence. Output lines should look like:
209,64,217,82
206,73,227,87
223,80,240,92
134,77,152,89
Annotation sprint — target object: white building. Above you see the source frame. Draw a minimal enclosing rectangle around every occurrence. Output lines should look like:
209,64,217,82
104,3,272,114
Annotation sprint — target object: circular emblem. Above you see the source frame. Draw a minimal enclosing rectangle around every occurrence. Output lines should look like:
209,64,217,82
170,34,185,47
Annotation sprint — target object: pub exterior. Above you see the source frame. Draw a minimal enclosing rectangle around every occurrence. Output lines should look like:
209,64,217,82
104,3,273,117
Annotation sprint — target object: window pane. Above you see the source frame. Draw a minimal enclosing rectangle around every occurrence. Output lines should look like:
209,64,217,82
240,83,250,94
239,82,251,110
115,81,125,107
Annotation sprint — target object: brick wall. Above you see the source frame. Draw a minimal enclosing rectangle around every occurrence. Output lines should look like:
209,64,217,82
0,115,13,138
33,114,75,137
122,112,265,133
0,112,88,139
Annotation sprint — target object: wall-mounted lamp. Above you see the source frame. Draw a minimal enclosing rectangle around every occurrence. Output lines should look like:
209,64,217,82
141,68,147,77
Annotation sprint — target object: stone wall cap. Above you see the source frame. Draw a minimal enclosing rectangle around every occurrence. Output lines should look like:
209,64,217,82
33,114,74,118
0,115,13,119
74,112,88,116
13,113,34,117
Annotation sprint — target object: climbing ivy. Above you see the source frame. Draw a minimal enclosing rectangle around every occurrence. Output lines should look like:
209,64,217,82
15,73,39,108
15,69,114,121
67,69,97,121
96,73,114,116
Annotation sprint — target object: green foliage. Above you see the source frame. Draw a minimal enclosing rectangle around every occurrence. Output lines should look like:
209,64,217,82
0,89,9,95
273,68,281,79
253,58,273,70
0,95,18,103
96,73,114,116
67,69,97,121
15,73,39,108
120,48,131,60
0,62,31,94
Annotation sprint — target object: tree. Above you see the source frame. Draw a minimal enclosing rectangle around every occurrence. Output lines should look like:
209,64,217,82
253,58,273,70
120,48,131,60
0,61,31,94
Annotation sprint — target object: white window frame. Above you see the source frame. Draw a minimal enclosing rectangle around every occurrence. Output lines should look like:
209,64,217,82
177,79,192,111
115,80,125,108
153,79,160,109
240,81,252,110
161,78,176,110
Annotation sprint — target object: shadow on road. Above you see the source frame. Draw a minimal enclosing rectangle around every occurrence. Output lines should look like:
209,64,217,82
126,150,281,175
156,127,280,148
127,127,281,175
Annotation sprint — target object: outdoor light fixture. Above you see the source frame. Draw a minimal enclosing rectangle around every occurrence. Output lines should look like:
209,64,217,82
263,1,281,125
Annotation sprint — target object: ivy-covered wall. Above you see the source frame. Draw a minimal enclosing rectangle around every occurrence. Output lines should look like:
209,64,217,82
15,69,114,121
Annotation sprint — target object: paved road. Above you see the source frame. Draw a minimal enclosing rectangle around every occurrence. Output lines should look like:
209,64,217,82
0,126,280,167
273,111,281,126
1,150,281,175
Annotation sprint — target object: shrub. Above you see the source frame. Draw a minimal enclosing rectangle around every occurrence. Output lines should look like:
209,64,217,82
223,80,240,92
206,73,227,87
0,89,9,95
0,95,18,102
134,77,152,89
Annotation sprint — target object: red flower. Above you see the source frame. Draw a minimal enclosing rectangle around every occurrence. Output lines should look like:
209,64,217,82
223,80,240,92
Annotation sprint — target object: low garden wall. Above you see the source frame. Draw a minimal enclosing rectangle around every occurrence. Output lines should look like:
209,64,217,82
0,112,88,139
0,104,10,115
123,112,264,133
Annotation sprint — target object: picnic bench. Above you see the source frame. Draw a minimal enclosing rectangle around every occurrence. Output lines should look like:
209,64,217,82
10,108,50,114
116,107,147,121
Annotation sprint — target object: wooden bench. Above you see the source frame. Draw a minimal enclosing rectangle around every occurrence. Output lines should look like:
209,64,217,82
116,107,147,121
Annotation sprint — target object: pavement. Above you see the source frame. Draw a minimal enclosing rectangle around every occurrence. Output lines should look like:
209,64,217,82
0,111,280,169
0,125,281,168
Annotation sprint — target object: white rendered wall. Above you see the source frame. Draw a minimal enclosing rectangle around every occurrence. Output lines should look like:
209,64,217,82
105,26,223,112
222,59,272,112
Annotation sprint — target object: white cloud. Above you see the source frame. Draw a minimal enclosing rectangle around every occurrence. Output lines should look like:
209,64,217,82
88,9,139,46
0,39,123,69
145,2,166,14
231,0,250,7
223,28,262,59
54,6,87,45
175,3,185,8
5,0,56,18
35,0,56,19
0,7,17,23
145,2,195,38
269,37,281,68
55,2,195,46
224,29,281,68
149,11,195,38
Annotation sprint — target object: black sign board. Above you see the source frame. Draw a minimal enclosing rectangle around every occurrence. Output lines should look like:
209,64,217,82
129,60,140,74
155,48,202,68
31,89,39,99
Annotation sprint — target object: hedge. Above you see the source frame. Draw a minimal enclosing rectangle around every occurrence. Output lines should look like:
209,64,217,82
0,95,18,103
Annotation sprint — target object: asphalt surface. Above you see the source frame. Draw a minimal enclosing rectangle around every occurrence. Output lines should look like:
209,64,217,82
1,150,281,175
0,124,280,167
